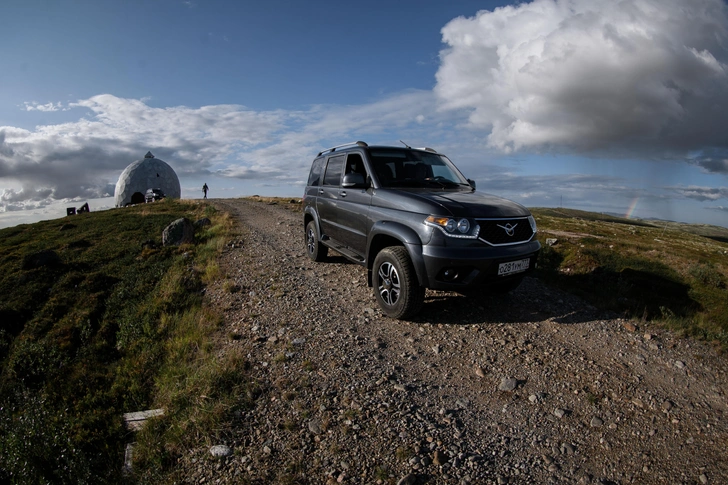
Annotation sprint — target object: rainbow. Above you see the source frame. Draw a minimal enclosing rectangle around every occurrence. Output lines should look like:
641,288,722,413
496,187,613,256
625,197,639,219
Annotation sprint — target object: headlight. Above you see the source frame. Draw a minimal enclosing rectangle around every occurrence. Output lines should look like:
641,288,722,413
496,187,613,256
528,215,538,233
457,219,470,234
425,216,480,239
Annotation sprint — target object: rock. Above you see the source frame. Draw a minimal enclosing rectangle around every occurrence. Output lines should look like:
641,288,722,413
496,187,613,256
22,250,61,270
194,217,212,228
474,366,486,378
661,400,674,412
674,360,686,369
590,417,604,427
529,394,538,403
397,473,417,485
545,238,558,246
699,473,708,484
622,321,637,332
209,445,232,457
308,420,323,434
433,450,447,465
499,378,519,392
162,217,194,246
553,408,566,418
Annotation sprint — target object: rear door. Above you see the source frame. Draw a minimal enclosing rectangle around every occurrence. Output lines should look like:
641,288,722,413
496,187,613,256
316,154,345,242
336,152,371,256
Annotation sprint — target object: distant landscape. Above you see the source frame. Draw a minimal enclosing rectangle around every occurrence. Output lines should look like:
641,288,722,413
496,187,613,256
0,198,726,483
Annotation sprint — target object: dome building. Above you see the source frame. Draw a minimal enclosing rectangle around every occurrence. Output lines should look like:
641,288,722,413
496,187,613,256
114,151,181,207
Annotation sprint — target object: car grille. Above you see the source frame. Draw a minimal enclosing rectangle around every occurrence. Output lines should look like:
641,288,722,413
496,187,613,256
476,217,535,246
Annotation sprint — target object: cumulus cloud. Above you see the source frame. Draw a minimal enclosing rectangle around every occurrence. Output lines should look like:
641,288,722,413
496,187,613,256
0,91,439,212
435,0,728,157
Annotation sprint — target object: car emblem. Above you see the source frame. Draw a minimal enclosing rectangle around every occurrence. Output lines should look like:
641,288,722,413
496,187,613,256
497,223,518,236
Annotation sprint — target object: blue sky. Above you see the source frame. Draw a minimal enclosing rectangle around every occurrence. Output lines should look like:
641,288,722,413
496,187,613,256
2,0,728,228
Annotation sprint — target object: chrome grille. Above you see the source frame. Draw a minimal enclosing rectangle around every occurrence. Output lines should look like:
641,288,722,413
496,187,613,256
477,217,535,246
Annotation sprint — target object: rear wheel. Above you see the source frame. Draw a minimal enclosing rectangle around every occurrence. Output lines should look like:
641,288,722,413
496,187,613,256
305,221,328,262
373,247,425,319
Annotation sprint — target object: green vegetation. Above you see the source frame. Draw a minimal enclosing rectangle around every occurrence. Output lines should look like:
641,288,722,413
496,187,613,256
532,208,728,349
0,199,249,484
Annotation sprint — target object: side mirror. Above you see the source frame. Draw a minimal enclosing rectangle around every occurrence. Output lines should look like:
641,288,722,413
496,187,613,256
342,172,366,188
467,179,477,190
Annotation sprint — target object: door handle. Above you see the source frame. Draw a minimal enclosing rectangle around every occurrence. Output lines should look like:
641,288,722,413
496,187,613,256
319,188,324,194
339,190,347,197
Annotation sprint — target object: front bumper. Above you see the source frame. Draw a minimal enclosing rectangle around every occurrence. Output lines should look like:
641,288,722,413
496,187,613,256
420,240,541,291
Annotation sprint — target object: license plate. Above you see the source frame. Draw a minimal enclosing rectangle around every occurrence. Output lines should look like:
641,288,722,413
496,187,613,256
498,258,530,276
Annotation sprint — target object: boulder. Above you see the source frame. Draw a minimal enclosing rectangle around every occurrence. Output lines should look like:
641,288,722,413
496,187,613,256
194,217,211,229
162,218,194,246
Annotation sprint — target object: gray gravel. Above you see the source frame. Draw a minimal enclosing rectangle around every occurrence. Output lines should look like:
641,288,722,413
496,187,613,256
179,198,728,484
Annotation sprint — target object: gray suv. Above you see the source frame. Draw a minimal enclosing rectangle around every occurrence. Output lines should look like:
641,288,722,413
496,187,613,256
303,141,541,319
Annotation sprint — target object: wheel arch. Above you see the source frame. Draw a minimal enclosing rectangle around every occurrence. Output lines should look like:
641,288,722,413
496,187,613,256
366,221,427,288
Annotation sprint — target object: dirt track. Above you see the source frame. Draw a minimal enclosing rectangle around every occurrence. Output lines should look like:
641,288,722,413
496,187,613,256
186,198,727,485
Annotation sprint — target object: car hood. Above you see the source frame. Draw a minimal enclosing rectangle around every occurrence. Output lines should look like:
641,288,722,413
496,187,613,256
408,190,531,218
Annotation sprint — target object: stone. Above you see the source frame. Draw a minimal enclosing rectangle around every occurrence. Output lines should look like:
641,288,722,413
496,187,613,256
545,238,558,246
553,408,566,418
194,217,212,228
308,420,323,434
674,360,686,369
475,366,486,378
433,450,447,465
162,218,194,246
397,473,417,485
209,445,232,457
499,378,519,392
622,322,637,332
590,417,604,427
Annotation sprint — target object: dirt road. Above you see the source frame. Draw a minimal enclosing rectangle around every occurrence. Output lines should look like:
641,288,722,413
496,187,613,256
188,198,727,484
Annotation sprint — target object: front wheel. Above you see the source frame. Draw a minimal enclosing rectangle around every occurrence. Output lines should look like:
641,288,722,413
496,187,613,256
373,247,425,319
305,221,328,262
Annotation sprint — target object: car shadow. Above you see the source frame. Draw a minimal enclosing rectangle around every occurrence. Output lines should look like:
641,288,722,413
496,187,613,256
409,277,605,326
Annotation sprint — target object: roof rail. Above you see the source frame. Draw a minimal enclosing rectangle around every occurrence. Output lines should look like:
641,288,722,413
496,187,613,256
318,141,368,157
417,147,438,153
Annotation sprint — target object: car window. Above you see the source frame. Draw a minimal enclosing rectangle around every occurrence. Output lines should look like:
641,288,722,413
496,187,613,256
308,157,325,186
344,153,367,176
369,148,467,188
323,155,345,186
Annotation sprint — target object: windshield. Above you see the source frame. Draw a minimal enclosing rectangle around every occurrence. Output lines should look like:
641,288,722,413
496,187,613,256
369,148,470,189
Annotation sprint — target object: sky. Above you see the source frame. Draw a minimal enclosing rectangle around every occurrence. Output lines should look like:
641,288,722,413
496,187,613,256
1,0,728,229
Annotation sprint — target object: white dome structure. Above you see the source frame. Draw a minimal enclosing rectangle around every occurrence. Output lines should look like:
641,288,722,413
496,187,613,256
114,152,181,207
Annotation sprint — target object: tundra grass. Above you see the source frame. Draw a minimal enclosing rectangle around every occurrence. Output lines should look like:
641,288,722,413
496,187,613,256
0,199,245,484
532,208,728,349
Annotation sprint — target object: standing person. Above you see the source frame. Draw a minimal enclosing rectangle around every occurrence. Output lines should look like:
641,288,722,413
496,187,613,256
202,183,208,199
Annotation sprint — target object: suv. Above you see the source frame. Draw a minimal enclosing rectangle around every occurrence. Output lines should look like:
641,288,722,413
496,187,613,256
303,141,541,319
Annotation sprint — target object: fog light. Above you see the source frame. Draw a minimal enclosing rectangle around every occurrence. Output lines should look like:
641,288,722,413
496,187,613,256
443,268,459,281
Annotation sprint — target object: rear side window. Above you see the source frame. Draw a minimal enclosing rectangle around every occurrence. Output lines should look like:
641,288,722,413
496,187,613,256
308,157,325,186
323,155,345,186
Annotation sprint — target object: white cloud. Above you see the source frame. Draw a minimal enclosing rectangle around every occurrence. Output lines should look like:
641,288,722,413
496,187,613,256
23,101,65,112
435,0,728,156
0,92,441,213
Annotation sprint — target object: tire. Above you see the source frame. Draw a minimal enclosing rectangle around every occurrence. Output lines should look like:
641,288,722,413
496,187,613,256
305,221,328,262
373,247,425,319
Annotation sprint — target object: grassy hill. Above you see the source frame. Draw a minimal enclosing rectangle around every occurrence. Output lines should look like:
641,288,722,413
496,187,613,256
0,198,725,483
531,207,728,347
0,199,238,484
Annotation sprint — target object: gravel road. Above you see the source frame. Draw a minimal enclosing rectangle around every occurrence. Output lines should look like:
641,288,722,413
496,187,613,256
185,198,727,485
